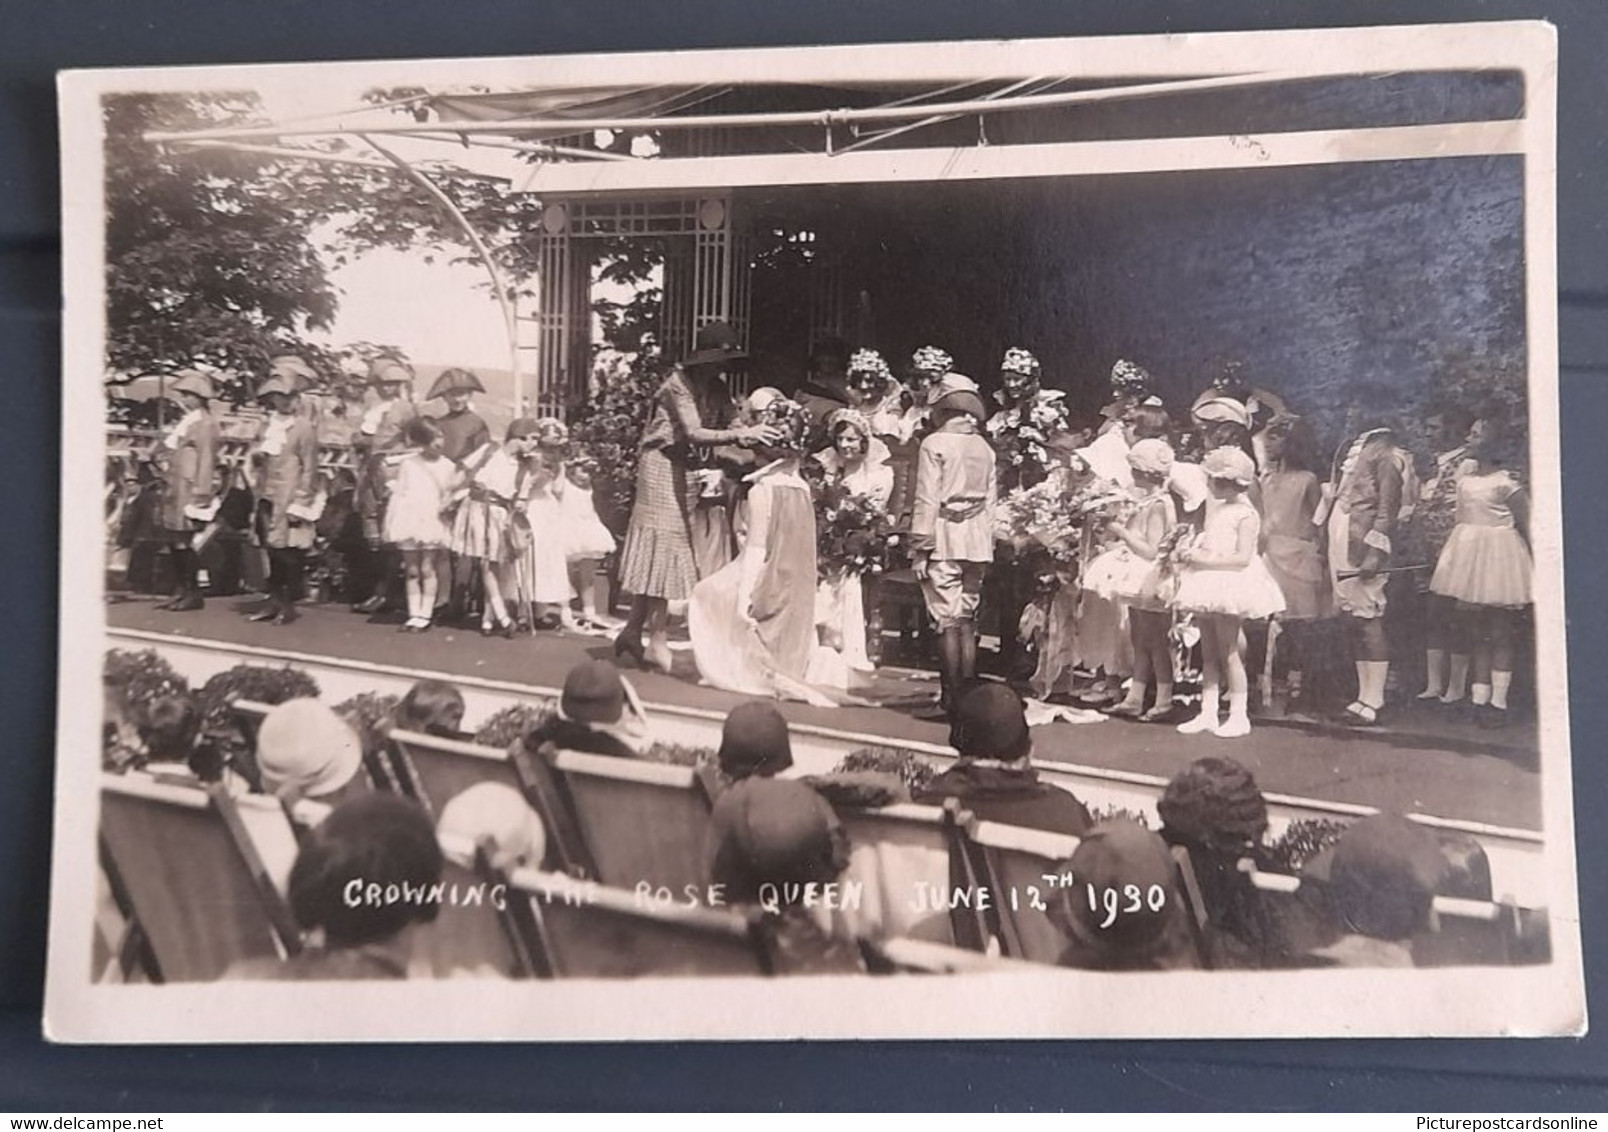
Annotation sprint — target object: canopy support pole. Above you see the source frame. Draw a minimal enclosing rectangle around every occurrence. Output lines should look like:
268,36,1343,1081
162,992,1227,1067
361,135,528,413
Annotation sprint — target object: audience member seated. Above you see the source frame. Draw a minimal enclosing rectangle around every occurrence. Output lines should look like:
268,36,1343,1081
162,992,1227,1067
523,659,650,760
438,783,548,870
1156,756,1283,967
256,698,369,806
707,777,865,974
138,693,203,767
1435,834,1494,902
912,683,1093,836
229,794,444,981
1299,813,1448,968
717,700,795,781
394,679,468,738
1050,819,1200,971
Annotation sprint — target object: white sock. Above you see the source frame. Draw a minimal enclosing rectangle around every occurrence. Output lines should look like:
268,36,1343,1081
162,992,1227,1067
1420,649,1447,698
1226,692,1249,720
1358,661,1389,710
1471,683,1492,706
1442,654,1470,703
1491,670,1513,710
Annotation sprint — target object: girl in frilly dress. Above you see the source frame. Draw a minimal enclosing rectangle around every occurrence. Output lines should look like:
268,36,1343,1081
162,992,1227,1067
1427,418,1532,728
1171,447,1287,738
558,453,619,633
382,417,459,632
1081,439,1180,720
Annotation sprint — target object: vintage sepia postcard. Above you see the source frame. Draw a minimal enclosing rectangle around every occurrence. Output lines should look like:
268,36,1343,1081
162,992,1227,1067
48,21,1582,1042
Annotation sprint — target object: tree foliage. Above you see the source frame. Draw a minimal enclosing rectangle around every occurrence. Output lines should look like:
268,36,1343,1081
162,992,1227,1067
105,86,664,406
104,92,344,389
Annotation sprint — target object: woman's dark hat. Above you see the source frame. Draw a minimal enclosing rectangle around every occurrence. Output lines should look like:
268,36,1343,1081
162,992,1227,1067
428,367,487,399
950,683,1031,761
558,659,627,725
683,321,748,368
718,700,794,779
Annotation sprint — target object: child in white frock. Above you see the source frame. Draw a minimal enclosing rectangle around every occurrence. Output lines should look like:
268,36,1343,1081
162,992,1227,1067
1081,439,1180,720
1171,447,1286,738
559,458,618,632
519,421,575,630
383,418,459,631
1427,419,1531,725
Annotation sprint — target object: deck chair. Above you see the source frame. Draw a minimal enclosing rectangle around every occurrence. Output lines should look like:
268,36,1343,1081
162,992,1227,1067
410,832,542,979
99,772,302,982
954,817,1081,964
861,937,1039,975
837,802,975,947
508,739,596,880
537,747,718,892
1242,862,1538,968
509,869,771,979
389,728,523,815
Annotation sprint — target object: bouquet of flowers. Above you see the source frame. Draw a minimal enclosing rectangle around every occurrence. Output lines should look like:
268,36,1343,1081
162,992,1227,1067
567,359,668,536
816,482,896,579
985,392,1072,474
995,477,1080,575
1151,521,1197,606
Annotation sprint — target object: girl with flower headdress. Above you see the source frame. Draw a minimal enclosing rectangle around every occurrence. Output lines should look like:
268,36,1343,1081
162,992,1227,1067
517,418,576,631
899,345,954,443
690,396,839,706
843,348,908,444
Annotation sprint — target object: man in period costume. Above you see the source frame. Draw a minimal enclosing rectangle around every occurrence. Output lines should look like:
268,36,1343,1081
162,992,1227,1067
152,369,220,612
351,357,419,615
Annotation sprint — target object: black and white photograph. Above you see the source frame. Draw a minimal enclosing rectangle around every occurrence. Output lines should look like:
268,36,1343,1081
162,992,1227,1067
48,21,1583,1041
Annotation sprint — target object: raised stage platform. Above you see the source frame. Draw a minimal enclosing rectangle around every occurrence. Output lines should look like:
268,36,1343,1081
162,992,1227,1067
104,595,1544,832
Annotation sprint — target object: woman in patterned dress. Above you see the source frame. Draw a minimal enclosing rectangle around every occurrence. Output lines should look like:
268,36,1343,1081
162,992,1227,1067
613,323,778,673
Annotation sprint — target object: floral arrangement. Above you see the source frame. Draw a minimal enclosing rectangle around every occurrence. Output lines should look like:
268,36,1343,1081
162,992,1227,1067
816,482,897,579
567,359,668,535
196,664,321,733
1264,818,1352,875
985,390,1071,474
643,741,719,768
995,476,1082,573
1000,347,1041,379
474,700,557,749
1088,804,1151,828
104,648,189,703
1110,358,1153,399
333,691,401,738
757,396,813,454
103,648,189,774
1151,521,1197,606
834,746,939,794
910,345,953,377
846,349,894,395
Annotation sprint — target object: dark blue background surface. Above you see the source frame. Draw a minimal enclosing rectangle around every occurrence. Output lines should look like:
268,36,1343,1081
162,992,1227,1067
2,0,1605,1111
